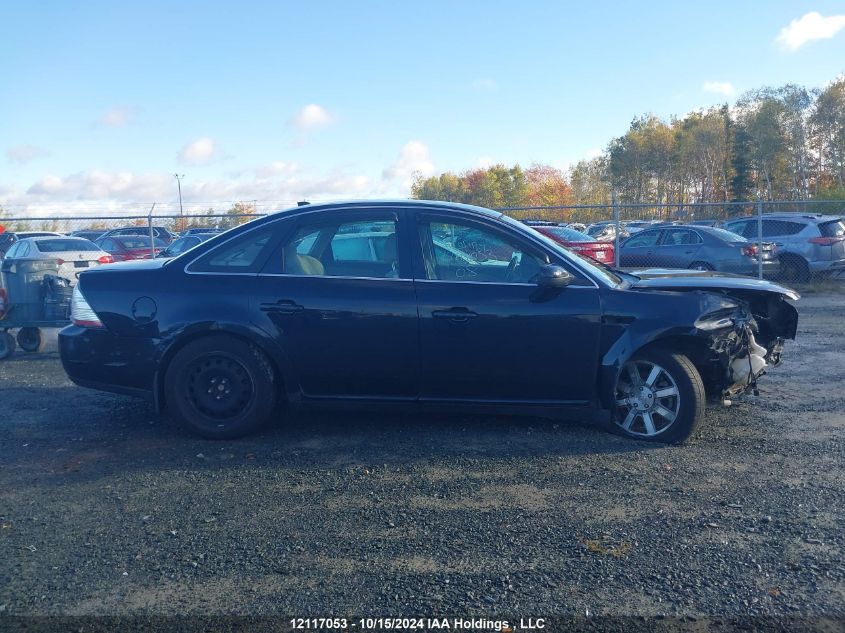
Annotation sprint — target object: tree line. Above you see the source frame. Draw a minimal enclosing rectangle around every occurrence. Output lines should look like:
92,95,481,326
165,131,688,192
412,74,845,208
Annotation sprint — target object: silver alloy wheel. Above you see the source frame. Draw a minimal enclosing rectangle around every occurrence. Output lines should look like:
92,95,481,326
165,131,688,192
615,360,681,437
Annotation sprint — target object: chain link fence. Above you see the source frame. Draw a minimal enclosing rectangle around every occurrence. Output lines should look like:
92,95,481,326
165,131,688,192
1,199,843,281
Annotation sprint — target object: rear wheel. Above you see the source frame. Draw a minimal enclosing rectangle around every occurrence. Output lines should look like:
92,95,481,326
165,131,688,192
613,351,705,444
17,327,46,353
780,256,809,283
164,336,276,439
688,261,714,271
0,332,15,360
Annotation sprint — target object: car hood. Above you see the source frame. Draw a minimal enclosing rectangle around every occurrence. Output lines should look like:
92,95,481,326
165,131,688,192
630,268,800,301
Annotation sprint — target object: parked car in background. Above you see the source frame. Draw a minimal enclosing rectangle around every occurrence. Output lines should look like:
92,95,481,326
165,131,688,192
94,236,167,261
14,231,64,239
529,224,615,265
619,225,779,276
156,233,218,258
567,222,588,233
61,200,799,445
586,222,630,242
181,227,225,236
690,219,724,227
1,237,113,284
99,226,177,244
722,214,845,282
69,229,107,242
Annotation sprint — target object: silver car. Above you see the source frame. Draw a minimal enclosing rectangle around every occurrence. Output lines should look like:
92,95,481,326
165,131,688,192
1,237,113,285
723,214,845,282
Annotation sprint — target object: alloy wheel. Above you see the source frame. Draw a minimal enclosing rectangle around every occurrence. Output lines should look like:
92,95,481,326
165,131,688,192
615,360,681,437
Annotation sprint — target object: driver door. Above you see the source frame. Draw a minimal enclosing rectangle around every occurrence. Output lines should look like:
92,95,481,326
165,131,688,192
413,213,602,405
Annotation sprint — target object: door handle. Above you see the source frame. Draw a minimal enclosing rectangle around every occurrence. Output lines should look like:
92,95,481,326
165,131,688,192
260,299,304,315
432,308,478,323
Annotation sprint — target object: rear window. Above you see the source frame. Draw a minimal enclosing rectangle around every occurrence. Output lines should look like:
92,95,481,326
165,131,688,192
188,222,279,273
35,238,101,252
709,227,747,242
819,219,845,238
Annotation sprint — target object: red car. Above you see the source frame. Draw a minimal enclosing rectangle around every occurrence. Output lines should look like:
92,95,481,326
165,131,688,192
94,236,167,261
531,225,615,265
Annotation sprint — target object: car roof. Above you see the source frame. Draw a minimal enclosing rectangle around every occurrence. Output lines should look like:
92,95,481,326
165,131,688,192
759,213,842,223
269,198,505,219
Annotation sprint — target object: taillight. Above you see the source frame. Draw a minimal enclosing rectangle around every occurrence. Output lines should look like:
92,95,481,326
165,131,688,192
98,255,113,264
71,284,103,328
742,245,758,257
809,236,845,246
56,258,65,265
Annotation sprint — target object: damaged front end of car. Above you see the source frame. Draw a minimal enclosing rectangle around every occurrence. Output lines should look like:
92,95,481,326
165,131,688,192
693,289,799,399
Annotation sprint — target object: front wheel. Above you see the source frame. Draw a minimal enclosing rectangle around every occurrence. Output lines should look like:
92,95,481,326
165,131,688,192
164,335,276,439
613,351,705,443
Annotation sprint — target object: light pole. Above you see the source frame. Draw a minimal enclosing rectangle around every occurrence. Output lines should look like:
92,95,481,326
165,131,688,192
173,173,185,218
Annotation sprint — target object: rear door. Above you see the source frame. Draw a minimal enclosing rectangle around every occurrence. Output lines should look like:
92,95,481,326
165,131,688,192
251,208,419,400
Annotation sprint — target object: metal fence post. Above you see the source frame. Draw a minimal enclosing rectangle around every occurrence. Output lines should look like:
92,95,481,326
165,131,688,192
756,195,763,280
612,191,620,268
148,202,156,259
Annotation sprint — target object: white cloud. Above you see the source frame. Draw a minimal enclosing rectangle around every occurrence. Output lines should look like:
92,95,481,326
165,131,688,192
96,106,137,127
178,137,219,165
702,81,735,96
382,141,435,186
290,104,333,129
253,161,298,179
7,144,50,164
776,12,845,51
471,78,498,92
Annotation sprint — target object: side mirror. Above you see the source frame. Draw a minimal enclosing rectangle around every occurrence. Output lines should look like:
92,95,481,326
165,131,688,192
536,264,574,289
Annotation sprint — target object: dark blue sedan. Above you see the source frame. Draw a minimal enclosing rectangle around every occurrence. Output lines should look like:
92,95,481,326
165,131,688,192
60,201,799,443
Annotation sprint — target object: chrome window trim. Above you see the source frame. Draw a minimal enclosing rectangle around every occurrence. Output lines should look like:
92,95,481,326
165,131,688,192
256,273,413,282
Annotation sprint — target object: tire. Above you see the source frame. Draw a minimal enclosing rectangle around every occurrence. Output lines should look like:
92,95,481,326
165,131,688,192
17,327,46,353
688,261,714,271
780,256,809,283
612,350,705,444
164,335,276,439
0,332,15,360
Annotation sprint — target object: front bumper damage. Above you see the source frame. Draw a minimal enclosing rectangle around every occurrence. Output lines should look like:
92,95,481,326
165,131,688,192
698,293,798,399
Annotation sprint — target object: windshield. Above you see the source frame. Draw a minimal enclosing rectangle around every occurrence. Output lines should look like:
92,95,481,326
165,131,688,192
119,237,167,249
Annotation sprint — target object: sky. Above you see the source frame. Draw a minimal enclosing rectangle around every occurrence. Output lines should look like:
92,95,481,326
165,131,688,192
2,0,845,216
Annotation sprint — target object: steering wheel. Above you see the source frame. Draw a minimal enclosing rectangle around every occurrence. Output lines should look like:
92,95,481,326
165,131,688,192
504,254,519,282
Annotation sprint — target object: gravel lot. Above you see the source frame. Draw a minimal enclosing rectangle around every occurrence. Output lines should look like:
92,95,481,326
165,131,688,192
1,293,843,622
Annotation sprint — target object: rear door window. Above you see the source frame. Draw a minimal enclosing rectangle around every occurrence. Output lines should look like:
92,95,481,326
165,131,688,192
661,229,701,245
280,218,400,278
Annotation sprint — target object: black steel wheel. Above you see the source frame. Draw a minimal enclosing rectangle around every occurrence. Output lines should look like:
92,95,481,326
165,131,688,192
613,350,705,443
17,327,46,353
165,335,276,439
